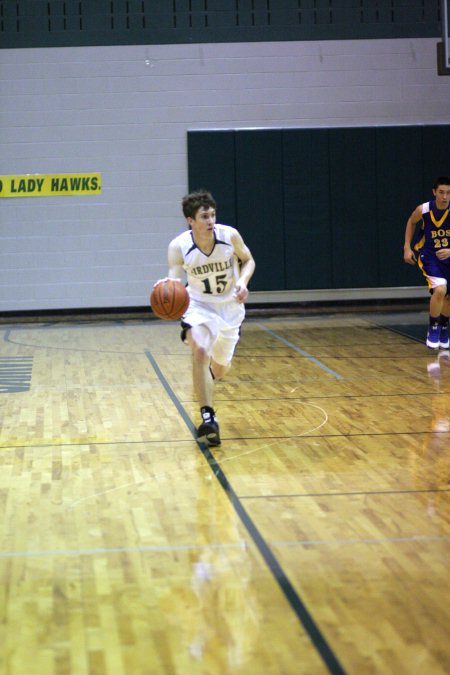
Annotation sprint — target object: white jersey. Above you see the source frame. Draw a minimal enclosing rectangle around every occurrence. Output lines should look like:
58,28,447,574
175,224,241,304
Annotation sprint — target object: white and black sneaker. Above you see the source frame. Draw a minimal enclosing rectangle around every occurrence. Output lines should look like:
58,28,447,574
197,408,221,446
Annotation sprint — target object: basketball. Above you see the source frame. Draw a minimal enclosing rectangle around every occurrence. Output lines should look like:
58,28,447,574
150,279,189,320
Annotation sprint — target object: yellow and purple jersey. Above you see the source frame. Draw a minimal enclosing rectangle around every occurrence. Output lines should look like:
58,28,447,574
414,200,450,264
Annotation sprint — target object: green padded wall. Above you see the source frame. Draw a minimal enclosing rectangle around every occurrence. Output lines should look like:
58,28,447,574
187,130,237,227
283,129,332,289
329,127,378,288
234,130,285,291
375,126,424,287
422,126,450,189
187,126,450,294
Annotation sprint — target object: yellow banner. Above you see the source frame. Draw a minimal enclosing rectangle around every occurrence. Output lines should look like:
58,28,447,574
0,173,102,197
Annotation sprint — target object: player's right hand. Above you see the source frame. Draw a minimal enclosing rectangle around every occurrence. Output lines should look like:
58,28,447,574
153,277,181,288
403,248,416,265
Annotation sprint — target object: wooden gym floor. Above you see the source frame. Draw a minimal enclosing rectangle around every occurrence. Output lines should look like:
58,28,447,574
0,309,449,675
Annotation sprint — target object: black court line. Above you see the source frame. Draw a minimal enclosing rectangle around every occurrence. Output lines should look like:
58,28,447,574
240,487,450,500
145,350,347,675
370,321,425,344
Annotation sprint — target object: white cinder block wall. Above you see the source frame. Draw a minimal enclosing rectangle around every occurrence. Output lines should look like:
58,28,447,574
1,39,449,312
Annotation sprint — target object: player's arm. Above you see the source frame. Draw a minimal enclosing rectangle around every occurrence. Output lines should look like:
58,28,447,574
167,239,184,280
403,205,422,265
231,229,256,303
154,239,184,287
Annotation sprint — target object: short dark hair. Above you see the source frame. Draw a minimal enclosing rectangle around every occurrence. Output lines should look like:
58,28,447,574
182,190,216,219
433,176,450,190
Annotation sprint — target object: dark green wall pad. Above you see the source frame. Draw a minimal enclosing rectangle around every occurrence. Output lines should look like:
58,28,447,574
1,0,441,49
188,125,449,292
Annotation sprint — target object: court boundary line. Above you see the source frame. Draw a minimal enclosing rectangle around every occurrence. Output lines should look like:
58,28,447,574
1,427,448,450
240,487,450,499
255,322,344,380
144,349,347,675
271,534,450,546
0,541,247,559
363,318,427,345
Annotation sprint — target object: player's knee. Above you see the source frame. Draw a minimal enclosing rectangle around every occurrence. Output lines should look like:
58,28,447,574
191,341,210,364
433,284,447,299
210,361,229,380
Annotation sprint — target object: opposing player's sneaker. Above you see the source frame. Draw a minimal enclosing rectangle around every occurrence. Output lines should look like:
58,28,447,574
197,411,221,446
439,324,450,349
426,323,440,349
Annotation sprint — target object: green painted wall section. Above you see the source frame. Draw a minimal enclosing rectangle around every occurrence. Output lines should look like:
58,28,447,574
1,0,441,49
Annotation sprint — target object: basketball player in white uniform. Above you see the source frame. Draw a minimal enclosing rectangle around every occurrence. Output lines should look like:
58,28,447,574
155,191,255,446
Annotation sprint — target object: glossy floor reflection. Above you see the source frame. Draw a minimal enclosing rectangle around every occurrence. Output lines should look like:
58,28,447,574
0,310,449,674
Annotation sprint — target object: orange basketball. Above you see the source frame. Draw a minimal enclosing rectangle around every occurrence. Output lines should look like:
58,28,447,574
150,279,190,321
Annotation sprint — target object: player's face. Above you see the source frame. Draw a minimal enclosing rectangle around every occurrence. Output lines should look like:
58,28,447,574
433,185,450,209
188,206,216,237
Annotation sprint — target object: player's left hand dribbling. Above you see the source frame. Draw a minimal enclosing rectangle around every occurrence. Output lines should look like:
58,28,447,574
234,285,248,303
